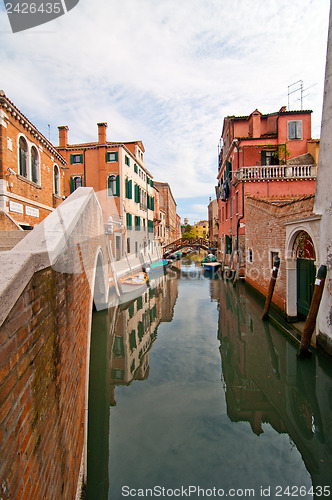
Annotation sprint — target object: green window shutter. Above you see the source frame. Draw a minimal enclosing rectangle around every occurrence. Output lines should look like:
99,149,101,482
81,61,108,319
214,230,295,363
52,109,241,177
147,195,150,210
113,336,124,357
125,155,130,166
129,179,132,199
125,178,129,198
151,180,153,187
80,154,83,163
151,197,155,211
126,213,132,230
107,151,119,162
70,154,74,164
135,216,141,231
147,177,150,185
70,177,74,193
134,163,138,173
135,184,140,203
116,175,120,196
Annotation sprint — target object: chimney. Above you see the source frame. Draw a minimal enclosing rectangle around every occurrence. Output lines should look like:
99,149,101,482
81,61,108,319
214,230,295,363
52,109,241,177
97,122,108,144
252,111,261,138
58,126,69,147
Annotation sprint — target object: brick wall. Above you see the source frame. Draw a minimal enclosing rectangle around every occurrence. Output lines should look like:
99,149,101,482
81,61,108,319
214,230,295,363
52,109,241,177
0,188,111,499
0,92,66,230
245,195,315,312
0,267,90,499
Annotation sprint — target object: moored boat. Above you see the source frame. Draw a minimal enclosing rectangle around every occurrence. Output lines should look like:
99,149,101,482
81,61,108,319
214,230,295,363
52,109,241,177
201,261,221,272
118,272,148,302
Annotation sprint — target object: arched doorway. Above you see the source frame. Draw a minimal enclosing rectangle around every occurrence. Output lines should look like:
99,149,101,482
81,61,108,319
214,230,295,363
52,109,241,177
294,231,316,319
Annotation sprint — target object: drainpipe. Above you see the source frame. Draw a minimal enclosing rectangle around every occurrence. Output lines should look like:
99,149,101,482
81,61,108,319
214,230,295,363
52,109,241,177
83,148,86,187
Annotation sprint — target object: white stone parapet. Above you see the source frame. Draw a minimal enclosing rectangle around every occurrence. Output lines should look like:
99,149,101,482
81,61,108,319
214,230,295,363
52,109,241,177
233,164,317,183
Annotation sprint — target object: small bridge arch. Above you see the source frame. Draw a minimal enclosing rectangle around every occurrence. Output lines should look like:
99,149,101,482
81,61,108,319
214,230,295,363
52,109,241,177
162,238,217,258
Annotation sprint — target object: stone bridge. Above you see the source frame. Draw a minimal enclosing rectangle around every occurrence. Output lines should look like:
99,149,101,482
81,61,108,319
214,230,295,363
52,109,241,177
162,237,217,258
0,188,112,499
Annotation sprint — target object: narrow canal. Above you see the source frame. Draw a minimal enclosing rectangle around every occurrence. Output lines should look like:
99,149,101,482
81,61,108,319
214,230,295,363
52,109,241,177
87,256,332,500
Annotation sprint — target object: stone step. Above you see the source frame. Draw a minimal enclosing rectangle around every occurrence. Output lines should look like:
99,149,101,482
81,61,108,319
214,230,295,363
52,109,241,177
0,230,30,251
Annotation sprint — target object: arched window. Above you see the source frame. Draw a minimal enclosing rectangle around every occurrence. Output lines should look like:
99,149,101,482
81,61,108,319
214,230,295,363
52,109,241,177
108,175,119,196
31,146,39,184
293,231,316,260
19,136,28,177
53,165,60,195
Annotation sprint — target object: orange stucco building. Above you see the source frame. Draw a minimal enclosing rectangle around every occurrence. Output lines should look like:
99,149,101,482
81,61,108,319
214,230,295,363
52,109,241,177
56,123,156,260
217,107,318,256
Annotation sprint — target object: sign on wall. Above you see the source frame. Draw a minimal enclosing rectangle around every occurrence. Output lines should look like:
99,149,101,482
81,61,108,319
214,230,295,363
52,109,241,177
25,206,39,218
9,201,23,214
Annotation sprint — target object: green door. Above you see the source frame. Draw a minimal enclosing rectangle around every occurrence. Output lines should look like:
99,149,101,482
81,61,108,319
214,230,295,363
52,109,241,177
297,258,315,319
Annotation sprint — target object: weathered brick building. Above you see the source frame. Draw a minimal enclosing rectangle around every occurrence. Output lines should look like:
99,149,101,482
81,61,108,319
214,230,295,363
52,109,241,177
245,194,317,319
0,91,66,230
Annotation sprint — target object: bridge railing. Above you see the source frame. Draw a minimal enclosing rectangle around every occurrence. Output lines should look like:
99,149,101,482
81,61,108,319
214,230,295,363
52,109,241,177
162,237,217,256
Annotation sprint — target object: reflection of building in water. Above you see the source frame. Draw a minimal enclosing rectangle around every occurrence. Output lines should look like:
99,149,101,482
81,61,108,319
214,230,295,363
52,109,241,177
216,280,332,489
109,271,178,397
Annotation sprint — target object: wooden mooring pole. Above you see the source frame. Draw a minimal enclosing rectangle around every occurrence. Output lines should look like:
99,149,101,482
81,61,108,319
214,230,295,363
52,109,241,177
262,256,280,321
298,264,327,359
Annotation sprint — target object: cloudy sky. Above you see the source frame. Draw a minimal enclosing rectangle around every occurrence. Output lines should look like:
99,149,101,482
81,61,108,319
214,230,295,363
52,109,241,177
0,0,330,224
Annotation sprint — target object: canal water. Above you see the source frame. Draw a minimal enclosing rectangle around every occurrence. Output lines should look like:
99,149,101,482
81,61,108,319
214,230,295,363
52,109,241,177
87,257,332,499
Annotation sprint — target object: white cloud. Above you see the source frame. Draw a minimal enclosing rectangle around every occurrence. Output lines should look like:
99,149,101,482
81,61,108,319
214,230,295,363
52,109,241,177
0,0,330,222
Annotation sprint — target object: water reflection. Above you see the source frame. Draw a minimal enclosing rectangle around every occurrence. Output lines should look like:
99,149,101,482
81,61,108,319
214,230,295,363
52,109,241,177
217,279,332,491
87,261,332,499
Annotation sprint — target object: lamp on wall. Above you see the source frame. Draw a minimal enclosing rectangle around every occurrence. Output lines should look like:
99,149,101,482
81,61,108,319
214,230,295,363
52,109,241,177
6,167,16,176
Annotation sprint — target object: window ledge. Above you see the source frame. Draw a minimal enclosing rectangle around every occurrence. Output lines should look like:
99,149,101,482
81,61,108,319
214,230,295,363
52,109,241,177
17,175,41,189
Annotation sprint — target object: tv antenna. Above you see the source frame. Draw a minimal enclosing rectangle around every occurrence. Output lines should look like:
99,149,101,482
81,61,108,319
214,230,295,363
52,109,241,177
288,80,317,110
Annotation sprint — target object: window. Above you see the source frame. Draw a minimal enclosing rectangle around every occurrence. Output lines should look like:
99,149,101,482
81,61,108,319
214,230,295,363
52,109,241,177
230,198,233,218
113,336,124,357
135,216,141,231
19,136,28,177
248,249,253,263
125,178,132,199
53,165,60,195
125,155,130,167
148,220,154,233
261,150,279,166
129,330,136,351
288,120,302,140
70,154,83,164
134,184,140,203
107,175,119,196
126,213,132,230
106,151,118,162
70,176,82,192
30,146,39,183
134,163,138,173
271,251,279,268
127,237,131,253
111,368,124,380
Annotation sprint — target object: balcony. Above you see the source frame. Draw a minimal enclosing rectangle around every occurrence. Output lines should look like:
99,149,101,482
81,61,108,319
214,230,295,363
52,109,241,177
233,164,317,185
